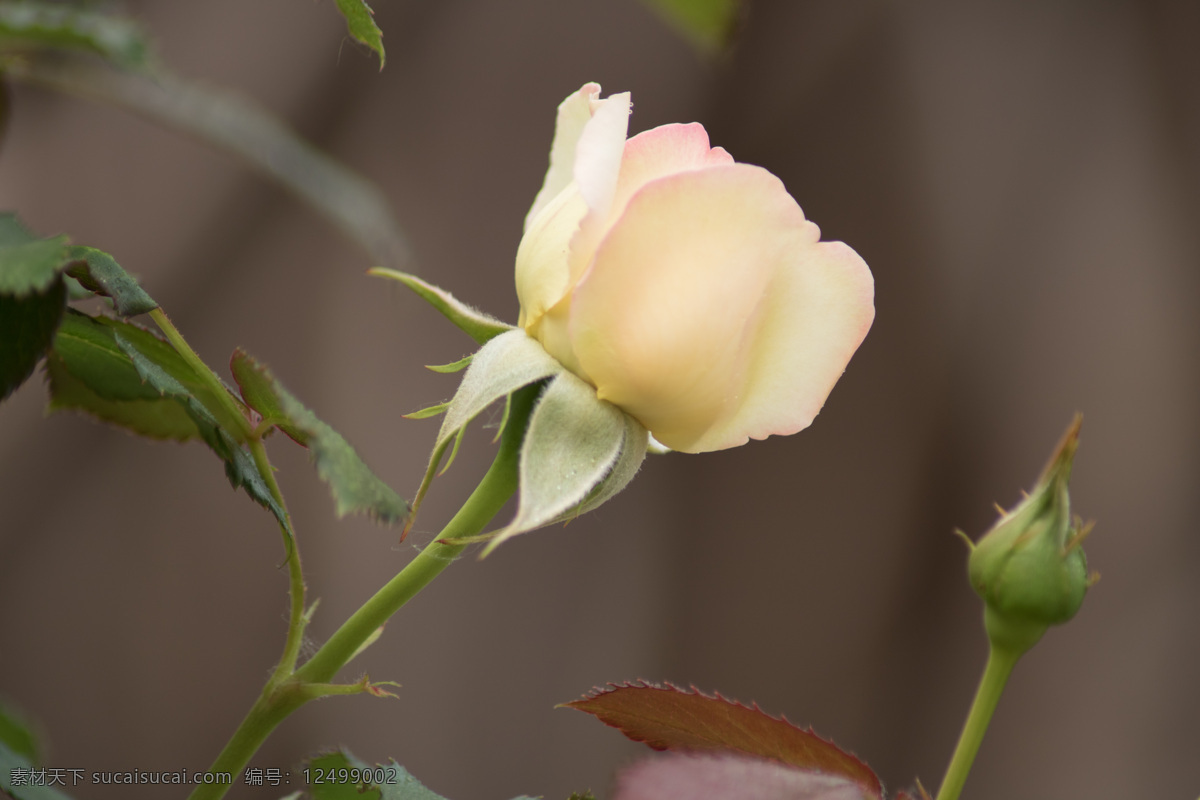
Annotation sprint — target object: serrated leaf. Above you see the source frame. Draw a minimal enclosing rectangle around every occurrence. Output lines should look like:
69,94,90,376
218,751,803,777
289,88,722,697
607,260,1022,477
109,331,284,524
1,278,64,400
231,350,408,525
45,352,200,440
0,212,68,296
229,348,307,444
639,0,741,54
0,1,151,68
614,752,867,800
50,311,167,401
369,268,512,345
63,245,156,316
481,370,626,556
99,316,250,437
565,683,883,800
333,0,384,69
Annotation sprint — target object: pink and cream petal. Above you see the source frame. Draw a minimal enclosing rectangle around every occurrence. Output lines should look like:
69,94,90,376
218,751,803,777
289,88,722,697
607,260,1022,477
693,238,874,453
610,123,734,223
525,83,601,231
566,165,804,452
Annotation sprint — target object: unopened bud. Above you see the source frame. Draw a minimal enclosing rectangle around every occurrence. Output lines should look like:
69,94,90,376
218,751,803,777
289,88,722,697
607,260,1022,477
965,415,1093,654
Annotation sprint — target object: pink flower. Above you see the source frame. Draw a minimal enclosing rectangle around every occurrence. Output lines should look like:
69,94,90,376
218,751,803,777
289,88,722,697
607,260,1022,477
516,83,874,453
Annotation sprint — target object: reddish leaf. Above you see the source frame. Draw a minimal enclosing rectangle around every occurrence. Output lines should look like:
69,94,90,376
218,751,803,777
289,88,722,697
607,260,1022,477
615,752,867,800
564,682,882,800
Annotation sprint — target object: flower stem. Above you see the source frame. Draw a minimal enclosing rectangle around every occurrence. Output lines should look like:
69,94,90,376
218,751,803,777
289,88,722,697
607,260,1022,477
190,385,536,799
934,644,1023,800
295,385,530,683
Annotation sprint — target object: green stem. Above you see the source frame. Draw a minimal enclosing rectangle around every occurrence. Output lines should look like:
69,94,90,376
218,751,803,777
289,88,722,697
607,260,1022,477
248,437,307,679
148,307,253,440
935,644,1022,800
190,386,535,799
295,391,527,683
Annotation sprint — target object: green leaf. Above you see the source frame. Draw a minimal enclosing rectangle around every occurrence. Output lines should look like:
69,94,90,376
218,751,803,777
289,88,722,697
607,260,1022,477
50,311,169,402
482,370,627,556
639,0,741,54
0,278,64,400
0,1,151,69
0,699,40,764
231,349,409,525
369,268,512,345
45,351,200,440
333,0,384,69
0,741,75,800
0,212,69,296
99,316,250,436
564,683,883,800
229,348,308,444
112,332,284,524
63,245,157,316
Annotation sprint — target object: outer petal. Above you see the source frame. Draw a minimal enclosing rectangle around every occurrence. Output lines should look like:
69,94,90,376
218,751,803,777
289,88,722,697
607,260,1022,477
610,123,734,223
566,165,801,452
524,83,630,232
693,237,873,452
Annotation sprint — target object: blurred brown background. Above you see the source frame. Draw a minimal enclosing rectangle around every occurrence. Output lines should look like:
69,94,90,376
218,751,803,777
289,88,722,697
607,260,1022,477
2,1,1198,798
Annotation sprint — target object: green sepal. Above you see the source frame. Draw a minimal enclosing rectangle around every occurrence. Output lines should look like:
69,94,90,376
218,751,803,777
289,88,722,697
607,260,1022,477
63,245,157,316
368,268,512,345
403,401,448,420
480,370,634,556
425,354,472,374
231,349,409,526
967,415,1092,655
552,408,648,524
0,1,151,69
333,0,385,69
434,329,561,451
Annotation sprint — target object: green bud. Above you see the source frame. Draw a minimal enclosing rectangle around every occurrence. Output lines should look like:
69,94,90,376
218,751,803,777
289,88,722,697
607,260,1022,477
966,415,1094,655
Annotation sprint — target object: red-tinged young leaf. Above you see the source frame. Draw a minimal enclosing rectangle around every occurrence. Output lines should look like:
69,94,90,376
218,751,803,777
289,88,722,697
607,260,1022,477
230,348,308,444
615,752,868,800
565,683,883,800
